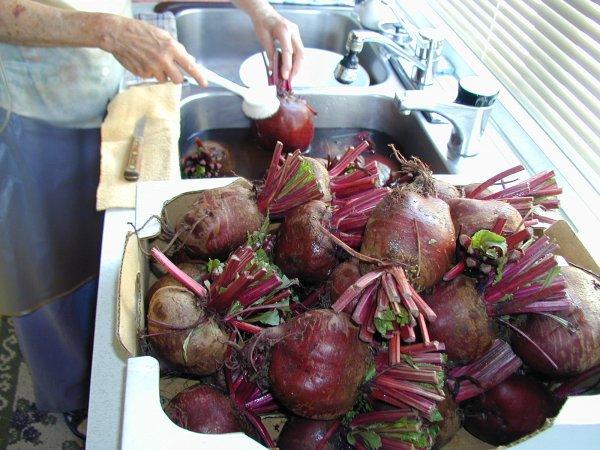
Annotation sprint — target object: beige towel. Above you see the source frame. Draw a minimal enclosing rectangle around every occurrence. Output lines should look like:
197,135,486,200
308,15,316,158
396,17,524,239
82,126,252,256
96,83,183,210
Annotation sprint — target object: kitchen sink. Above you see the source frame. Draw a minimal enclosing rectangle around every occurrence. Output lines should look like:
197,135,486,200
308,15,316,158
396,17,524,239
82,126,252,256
166,5,389,86
179,91,450,180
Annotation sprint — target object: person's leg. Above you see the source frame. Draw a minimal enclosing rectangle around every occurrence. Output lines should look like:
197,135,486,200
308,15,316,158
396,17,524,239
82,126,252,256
12,278,98,413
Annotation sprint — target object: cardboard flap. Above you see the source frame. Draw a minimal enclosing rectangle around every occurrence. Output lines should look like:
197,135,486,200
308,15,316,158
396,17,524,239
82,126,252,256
117,232,145,356
545,220,600,273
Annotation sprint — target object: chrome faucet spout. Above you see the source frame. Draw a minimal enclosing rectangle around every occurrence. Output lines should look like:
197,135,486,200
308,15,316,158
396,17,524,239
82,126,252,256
396,90,494,157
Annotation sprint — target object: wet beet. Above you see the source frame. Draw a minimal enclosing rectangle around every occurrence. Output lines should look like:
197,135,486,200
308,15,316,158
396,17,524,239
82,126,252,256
424,275,497,364
176,179,263,259
463,374,556,445
277,417,346,450
361,188,455,290
447,197,523,237
512,266,600,376
268,309,371,419
274,200,337,284
165,384,249,434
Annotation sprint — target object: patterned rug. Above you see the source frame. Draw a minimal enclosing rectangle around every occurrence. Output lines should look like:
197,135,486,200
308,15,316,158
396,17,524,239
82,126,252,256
0,318,84,450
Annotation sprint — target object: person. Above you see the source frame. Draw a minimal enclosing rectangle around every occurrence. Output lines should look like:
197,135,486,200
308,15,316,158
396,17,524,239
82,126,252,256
0,0,304,439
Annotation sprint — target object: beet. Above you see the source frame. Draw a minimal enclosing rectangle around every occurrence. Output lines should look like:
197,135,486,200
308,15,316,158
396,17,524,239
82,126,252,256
433,394,462,450
329,260,361,303
145,263,205,307
512,265,600,376
433,178,462,203
463,374,556,445
274,200,337,284
268,309,371,419
181,138,235,179
176,179,263,259
361,188,455,290
424,275,497,363
165,384,249,434
447,197,523,237
277,417,346,450
252,92,315,153
147,286,228,375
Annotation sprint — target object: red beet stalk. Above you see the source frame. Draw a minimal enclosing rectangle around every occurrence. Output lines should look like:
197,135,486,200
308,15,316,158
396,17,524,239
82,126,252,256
257,143,324,218
150,247,208,299
448,339,522,402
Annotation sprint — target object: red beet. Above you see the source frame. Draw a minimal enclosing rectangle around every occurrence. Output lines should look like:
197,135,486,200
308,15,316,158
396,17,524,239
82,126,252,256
512,265,600,376
463,374,556,445
433,394,462,450
165,384,250,434
277,417,346,450
433,178,462,203
447,197,523,237
176,179,264,259
274,200,337,284
268,309,371,419
329,260,361,303
147,286,228,375
424,275,497,363
361,187,456,290
252,91,315,153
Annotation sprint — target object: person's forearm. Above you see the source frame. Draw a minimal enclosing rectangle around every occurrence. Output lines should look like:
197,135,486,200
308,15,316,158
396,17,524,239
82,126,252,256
0,0,113,48
230,0,276,23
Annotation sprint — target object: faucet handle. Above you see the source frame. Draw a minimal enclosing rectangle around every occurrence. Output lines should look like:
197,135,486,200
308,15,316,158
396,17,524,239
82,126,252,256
414,28,445,61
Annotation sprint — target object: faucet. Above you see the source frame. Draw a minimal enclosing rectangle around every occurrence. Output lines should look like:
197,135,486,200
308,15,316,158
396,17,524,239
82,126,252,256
396,89,495,158
334,28,444,88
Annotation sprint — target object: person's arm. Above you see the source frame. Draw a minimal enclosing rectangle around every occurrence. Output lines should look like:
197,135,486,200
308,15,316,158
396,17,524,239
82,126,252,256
0,0,207,85
232,0,304,80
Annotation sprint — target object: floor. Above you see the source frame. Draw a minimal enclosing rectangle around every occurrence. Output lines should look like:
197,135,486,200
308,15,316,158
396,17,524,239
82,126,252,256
0,318,84,450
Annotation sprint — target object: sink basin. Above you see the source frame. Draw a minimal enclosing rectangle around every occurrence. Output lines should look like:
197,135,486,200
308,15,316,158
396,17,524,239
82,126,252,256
179,91,450,180
169,5,389,86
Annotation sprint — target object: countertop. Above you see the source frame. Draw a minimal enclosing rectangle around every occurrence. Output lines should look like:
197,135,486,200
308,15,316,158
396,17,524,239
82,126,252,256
87,208,134,450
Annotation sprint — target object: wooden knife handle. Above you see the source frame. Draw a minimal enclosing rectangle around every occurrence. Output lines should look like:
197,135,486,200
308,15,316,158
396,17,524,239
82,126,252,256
124,136,143,181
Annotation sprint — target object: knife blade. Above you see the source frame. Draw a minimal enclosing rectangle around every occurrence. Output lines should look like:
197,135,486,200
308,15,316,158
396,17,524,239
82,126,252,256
124,116,147,181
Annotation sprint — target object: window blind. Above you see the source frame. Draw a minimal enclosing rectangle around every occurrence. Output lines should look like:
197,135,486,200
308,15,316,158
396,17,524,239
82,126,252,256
430,0,600,184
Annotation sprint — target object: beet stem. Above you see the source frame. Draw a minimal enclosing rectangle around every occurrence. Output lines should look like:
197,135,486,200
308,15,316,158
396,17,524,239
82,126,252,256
149,247,208,299
467,165,524,199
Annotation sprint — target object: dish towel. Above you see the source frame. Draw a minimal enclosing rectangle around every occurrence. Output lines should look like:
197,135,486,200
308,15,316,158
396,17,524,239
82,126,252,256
96,82,183,210
96,11,182,210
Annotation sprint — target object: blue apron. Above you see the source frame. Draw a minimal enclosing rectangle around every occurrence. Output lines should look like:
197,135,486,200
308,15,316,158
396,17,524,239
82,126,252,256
0,110,104,411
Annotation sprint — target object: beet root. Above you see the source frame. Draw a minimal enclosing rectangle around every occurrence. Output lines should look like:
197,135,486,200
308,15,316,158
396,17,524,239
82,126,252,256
268,309,371,419
147,286,228,375
424,275,497,364
145,263,205,308
433,178,463,203
361,188,455,290
176,179,263,259
274,200,337,284
512,265,600,376
165,384,250,435
463,374,556,445
433,393,462,450
277,417,347,450
329,260,361,308
447,197,523,237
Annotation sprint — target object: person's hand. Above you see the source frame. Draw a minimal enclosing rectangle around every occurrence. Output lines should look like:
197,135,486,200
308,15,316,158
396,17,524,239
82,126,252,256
251,10,304,81
99,15,207,86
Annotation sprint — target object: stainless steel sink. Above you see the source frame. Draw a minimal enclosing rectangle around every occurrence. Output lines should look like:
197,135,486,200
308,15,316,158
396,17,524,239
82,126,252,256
179,91,450,178
173,6,389,86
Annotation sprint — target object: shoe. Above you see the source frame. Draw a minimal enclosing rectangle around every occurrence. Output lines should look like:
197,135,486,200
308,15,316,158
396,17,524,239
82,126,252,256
63,409,87,441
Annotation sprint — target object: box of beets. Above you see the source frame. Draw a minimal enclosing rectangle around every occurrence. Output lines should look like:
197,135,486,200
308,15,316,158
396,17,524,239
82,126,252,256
117,169,600,450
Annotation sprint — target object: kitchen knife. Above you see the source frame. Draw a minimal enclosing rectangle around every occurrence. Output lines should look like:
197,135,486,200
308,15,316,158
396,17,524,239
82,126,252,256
124,116,147,181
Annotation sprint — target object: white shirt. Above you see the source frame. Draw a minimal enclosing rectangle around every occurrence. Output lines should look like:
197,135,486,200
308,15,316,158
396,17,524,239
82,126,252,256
0,0,132,128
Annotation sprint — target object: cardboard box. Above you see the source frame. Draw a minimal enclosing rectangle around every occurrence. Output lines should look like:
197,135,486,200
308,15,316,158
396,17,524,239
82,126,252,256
118,179,600,450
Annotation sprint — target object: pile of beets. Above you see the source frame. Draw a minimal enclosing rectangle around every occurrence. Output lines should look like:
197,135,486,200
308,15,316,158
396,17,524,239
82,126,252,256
143,135,599,449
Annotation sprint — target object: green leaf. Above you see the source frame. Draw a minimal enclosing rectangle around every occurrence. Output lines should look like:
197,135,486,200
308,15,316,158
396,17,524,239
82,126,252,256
346,432,357,446
360,430,382,450
207,258,222,274
247,309,280,326
430,408,443,422
227,300,243,316
379,309,397,321
364,363,377,383
471,230,507,259
279,160,317,197
374,318,392,336
542,265,561,288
